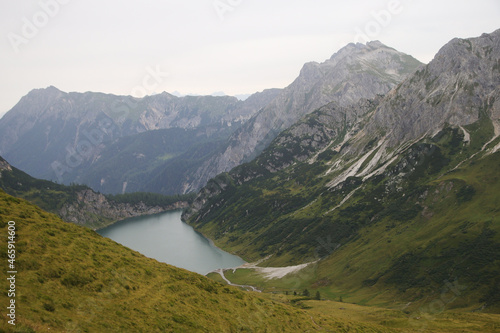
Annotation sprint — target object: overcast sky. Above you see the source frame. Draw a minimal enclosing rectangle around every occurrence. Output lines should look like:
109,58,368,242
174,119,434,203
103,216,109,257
1,0,499,118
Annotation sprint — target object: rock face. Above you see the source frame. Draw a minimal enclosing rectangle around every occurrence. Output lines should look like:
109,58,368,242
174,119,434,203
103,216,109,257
59,189,188,229
186,42,423,192
339,29,500,169
361,30,500,148
0,156,12,174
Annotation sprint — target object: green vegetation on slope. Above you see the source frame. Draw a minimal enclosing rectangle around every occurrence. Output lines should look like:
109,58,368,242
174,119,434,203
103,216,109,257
0,156,191,229
0,156,87,213
0,189,327,332
188,117,500,312
2,189,495,332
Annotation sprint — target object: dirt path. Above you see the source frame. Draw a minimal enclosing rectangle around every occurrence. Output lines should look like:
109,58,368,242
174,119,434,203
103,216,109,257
214,269,261,292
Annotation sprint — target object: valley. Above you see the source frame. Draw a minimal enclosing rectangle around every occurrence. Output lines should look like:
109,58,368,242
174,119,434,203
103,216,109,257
1,189,498,332
1,28,499,331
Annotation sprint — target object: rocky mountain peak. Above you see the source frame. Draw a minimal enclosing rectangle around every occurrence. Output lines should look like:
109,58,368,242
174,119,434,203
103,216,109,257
27,85,63,96
186,41,424,192
298,61,323,82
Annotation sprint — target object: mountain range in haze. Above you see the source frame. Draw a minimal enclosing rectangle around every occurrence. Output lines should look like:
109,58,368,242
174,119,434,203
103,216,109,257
0,40,422,195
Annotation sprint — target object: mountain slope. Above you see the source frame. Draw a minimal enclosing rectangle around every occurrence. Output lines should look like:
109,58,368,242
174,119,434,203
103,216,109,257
184,30,500,310
186,41,423,192
73,126,231,195
0,156,188,229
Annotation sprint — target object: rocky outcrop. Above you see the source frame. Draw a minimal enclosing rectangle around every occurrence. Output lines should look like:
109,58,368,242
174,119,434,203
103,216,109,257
1,155,187,229
185,41,423,192
59,189,188,229
0,156,12,175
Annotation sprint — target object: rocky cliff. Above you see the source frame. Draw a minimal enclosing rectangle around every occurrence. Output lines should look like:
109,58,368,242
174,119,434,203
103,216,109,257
329,29,500,187
0,156,12,173
368,31,500,146
59,189,188,229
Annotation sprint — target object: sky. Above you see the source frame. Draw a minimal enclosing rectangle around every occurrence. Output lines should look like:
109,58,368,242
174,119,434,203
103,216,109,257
0,0,499,118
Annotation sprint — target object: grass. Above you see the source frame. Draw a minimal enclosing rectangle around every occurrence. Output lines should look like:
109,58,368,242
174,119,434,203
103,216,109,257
297,298,500,332
0,189,327,332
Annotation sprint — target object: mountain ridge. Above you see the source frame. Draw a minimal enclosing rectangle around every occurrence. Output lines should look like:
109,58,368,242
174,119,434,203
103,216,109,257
0,87,280,194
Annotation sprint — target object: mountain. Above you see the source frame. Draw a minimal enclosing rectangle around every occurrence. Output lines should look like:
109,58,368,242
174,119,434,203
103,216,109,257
185,41,423,192
184,30,500,311
0,88,280,194
0,42,420,195
0,156,190,229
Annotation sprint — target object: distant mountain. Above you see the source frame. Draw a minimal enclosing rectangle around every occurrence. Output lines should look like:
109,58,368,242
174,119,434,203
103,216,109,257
234,93,252,101
171,91,252,101
185,41,423,192
0,88,280,194
184,30,500,311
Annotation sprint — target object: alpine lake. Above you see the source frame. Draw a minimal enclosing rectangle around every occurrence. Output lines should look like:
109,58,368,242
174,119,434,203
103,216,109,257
98,210,245,275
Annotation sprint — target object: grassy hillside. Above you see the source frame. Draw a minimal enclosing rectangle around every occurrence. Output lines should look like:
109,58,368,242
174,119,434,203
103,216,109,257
0,189,328,332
